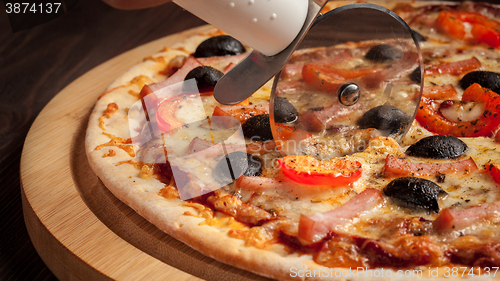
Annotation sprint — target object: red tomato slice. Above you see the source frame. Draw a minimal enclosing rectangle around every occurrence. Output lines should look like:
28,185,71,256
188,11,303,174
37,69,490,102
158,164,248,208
415,83,500,137
279,155,362,186
156,95,185,132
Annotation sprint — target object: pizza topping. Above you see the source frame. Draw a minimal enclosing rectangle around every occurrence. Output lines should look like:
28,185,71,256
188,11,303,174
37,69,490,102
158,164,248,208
405,135,468,159
459,70,500,94
436,10,500,48
213,151,262,183
273,97,298,124
299,103,362,133
434,201,500,234
242,114,273,141
193,35,246,58
422,84,459,100
273,124,312,145
439,100,485,123
213,103,268,123
424,57,481,76
485,163,500,185
384,155,478,177
417,83,500,137
409,66,421,84
364,44,403,63
357,103,410,135
384,177,446,213
298,188,383,244
207,192,271,226
156,94,186,132
184,65,223,94
279,155,362,186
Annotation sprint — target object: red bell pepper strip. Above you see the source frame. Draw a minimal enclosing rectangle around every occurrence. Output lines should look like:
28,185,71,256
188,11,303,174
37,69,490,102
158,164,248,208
436,10,467,40
302,64,344,92
436,10,500,48
415,83,500,137
485,163,500,185
279,155,362,186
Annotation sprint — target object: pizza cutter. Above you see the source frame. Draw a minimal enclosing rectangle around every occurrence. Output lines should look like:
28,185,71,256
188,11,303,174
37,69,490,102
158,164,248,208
173,0,328,105
269,4,423,158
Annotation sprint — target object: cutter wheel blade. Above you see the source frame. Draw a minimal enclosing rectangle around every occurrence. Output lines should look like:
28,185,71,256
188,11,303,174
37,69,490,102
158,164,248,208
270,3,423,159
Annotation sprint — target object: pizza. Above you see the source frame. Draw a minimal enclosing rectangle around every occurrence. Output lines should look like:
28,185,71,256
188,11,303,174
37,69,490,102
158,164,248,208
85,1,500,280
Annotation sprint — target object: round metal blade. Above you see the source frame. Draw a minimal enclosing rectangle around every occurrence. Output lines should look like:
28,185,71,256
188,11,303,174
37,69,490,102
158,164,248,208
270,3,423,159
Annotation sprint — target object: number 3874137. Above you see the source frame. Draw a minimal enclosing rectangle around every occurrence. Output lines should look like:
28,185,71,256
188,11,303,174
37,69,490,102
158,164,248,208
5,3,62,14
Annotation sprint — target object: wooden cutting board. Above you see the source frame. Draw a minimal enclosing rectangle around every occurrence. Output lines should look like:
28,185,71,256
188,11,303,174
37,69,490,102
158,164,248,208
20,25,270,281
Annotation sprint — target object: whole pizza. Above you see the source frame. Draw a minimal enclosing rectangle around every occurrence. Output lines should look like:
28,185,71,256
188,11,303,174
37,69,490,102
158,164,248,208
86,1,500,280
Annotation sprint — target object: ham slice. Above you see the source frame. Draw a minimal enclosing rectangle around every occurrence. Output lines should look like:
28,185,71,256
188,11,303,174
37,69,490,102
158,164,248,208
384,155,478,177
434,201,500,233
424,57,481,76
298,188,383,244
299,103,361,132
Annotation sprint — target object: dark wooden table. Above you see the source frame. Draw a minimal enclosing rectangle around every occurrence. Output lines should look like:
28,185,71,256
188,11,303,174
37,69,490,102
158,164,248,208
0,1,204,279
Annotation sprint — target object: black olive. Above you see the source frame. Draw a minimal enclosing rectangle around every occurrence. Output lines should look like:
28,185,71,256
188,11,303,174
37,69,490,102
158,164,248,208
242,114,273,141
365,44,403,63
405,135,468,159
194,35,245,58
357,103,410,135
409,66,421,84
384,177,446,213
184,66,223,92
412,29,426,42
213,151,262,183
459,71,500,94
274,97,298,123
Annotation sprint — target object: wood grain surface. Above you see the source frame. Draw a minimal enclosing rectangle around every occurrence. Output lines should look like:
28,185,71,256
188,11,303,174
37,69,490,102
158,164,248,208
0,1,205,280
19,23,272,280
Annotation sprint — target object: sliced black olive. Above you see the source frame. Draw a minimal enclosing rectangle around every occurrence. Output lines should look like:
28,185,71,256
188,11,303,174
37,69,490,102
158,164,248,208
194,35,245,58
384,177,446,213
405,135,468,159
459,71,500,94
213,151,262,183
412,29,426,42
357,103,410,135
365,44,403,63
274,97,298,123
242,114,273,141
184,66,223,92
409,66,421,84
